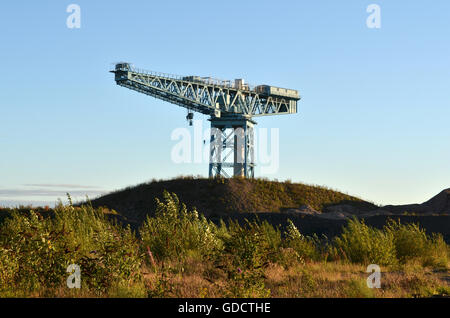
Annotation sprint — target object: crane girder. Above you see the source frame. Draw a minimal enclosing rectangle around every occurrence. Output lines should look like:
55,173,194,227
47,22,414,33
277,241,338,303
112,66,299,118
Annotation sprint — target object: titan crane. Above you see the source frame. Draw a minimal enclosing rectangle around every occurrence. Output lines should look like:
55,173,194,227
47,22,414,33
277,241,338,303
110,63,301,178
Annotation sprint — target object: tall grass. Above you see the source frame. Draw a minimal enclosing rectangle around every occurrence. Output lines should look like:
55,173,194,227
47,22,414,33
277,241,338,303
333,218,397,265
139,191,221,261
332,218,449,267
283,220,321,262
0,200,143,296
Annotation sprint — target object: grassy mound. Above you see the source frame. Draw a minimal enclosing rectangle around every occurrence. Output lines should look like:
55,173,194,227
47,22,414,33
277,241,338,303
89,177,377,223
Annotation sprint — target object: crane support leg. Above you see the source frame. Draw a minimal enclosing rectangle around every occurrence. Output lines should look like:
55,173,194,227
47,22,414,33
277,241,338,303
209,116,255,178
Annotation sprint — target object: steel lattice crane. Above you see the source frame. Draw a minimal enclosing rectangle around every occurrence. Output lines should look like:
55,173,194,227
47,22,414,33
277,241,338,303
110,62,301,178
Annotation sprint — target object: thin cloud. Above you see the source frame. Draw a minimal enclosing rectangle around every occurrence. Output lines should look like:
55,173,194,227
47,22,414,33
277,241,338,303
23,184,100,189
0,189,106,197
0,200,58,208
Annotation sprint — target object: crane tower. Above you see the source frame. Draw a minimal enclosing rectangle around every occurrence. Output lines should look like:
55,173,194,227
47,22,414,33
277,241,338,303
111,63,301,178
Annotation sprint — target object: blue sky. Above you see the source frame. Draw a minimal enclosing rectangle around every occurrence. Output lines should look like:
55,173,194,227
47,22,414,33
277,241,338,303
0,0,449,207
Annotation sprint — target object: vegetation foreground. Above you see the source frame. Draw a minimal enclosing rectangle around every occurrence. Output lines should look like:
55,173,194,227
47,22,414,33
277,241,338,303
0,192,449,298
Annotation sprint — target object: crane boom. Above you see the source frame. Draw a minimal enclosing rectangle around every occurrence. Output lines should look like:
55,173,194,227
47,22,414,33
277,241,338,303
111,63,300,118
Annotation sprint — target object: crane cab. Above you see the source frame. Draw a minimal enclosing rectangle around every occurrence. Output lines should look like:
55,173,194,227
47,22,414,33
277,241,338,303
115,63,131,71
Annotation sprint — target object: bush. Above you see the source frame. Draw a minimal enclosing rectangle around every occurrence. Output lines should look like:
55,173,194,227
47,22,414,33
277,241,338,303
385,219,449,268
332,218,449,268
344,279,375,298
218,219,281,270
421,233,449,269
333,218,397,266
214,219,279,298
384,219,428,263
223,267,271,298
284,220,320,262
0,210,71,292
139,191,221,261
0,203,143,296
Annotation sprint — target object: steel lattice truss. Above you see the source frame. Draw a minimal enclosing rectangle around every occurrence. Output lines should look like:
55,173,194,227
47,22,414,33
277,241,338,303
112,65,299,118
209,120,255,178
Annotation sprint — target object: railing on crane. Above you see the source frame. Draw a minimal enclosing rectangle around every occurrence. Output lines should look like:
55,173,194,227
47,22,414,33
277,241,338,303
111,62,257,92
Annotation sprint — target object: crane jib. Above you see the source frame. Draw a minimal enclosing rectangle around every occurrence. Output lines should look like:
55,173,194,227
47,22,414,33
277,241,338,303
111,63,300,118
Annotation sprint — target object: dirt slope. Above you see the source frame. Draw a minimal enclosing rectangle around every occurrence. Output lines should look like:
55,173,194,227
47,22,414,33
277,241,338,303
380,189,450,215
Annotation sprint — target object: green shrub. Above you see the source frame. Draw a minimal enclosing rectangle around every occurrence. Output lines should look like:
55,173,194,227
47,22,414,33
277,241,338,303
77,223,143,293
211,219,279,298
333,218,397,265
0,203,143,296
219,219,281,270
421,233,449,269
385,219,449,268
284,220,320,262
55,203,143,293
297,269,318,295
147,270,176,298
344,279,375,298
384,219,428,263
223,267,271,298
139,191,221,261
0,210,71,292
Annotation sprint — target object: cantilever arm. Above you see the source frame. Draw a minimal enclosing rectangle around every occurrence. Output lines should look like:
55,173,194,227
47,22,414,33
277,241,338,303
111,64,300,118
